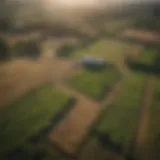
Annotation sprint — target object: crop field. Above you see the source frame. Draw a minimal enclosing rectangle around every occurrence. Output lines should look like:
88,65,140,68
92,73,146,154
0,85,71,155
147,79,160,159
67,67,120,100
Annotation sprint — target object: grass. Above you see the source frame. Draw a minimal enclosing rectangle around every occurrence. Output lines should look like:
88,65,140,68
67,67,120,100
147,78,160,159
0,85,71,154
93,73,146,154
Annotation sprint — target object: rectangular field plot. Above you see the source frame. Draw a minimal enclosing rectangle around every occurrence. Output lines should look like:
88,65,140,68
0,86,72,154
93,74,146,154
147,79,160,159
67,67,120,100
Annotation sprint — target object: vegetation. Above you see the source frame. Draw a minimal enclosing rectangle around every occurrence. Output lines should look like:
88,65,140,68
127,47,160,74
93,73,146,154
10,41,41,59
128,47,157,66
0,39,9,61
68,67,120,100
0,85,71,154
56,44,75,57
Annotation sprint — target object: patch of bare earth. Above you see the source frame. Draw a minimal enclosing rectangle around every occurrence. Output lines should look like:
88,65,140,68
120,29,160,42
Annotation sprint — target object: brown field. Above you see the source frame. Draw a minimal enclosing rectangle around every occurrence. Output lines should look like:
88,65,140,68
120,29,160,42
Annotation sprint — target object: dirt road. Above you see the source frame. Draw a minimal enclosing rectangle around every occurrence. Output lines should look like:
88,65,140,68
133,77,155,160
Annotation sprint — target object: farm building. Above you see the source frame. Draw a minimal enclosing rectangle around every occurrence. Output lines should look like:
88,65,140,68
75,55,108,70
82,55,106,66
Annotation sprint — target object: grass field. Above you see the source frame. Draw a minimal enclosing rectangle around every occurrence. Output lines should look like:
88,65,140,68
0,85,71,154
147,79,160,159
67,67,120,100
93,73,146,154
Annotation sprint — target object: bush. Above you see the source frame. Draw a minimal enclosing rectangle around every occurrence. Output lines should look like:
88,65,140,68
11,41,41,59
0,39,9,61
57,44,74,57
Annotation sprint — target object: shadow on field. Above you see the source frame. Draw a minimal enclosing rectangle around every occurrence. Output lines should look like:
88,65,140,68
29,97,76,144
91,130,124,156
5,98,76,160
127,62,160,75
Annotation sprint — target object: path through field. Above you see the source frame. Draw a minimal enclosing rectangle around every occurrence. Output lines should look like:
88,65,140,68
133,77,155,160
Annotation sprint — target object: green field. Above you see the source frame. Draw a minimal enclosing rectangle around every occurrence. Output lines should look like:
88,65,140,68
93,73,146,154
147,79,160,159
130,47,157,66
0,86,71,154
68,67,120,100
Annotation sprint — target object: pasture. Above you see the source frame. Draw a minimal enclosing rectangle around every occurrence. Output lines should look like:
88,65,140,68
67,67,120,100
0,85,71,154
93,73,146,154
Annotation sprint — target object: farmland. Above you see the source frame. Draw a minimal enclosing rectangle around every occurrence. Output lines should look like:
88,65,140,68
67,67,120,100
92,73,146,154
0,85,72,154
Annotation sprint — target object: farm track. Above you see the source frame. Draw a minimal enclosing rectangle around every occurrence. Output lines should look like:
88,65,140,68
132,77,155,160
